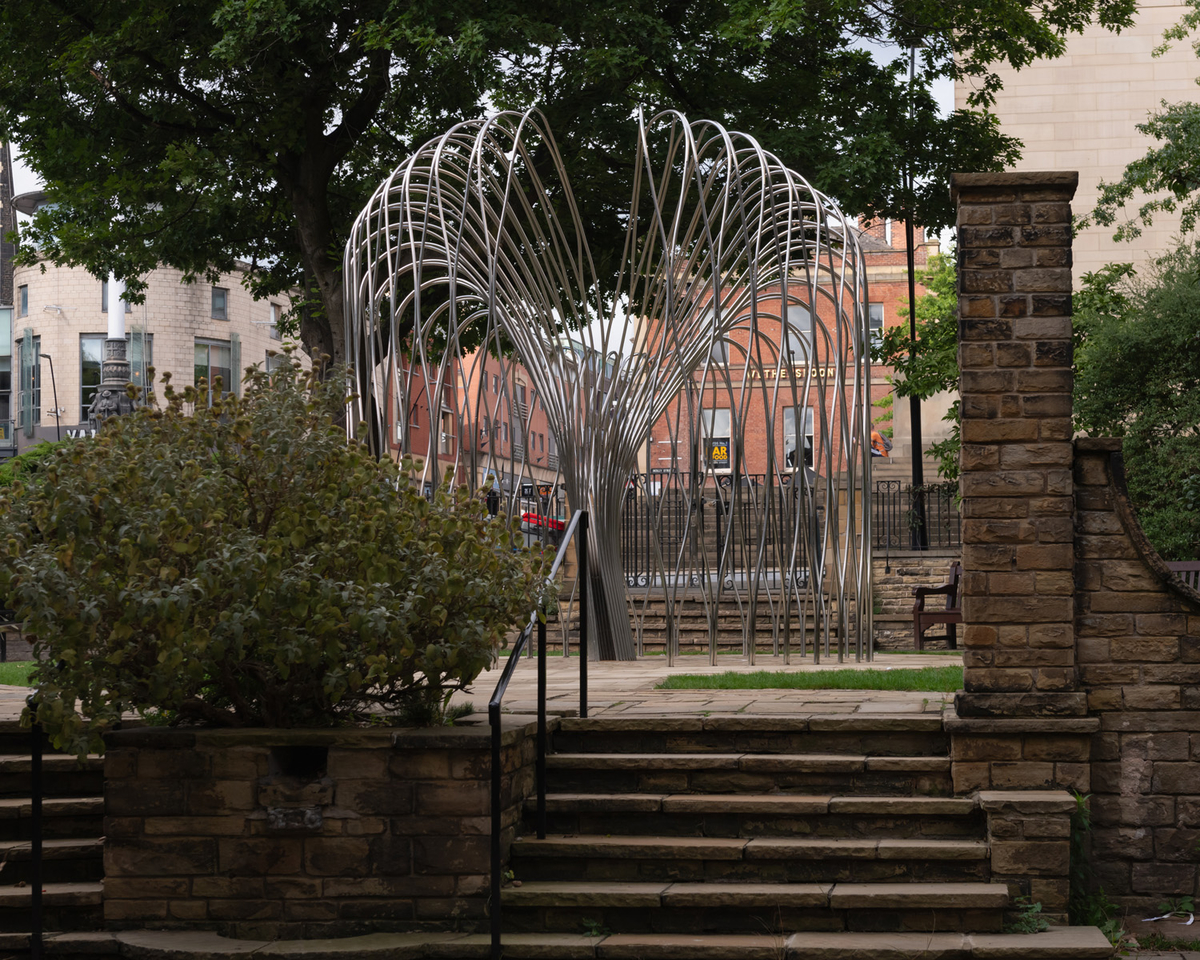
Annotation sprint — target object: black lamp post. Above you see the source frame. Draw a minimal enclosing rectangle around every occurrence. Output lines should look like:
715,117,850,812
37,352,61,444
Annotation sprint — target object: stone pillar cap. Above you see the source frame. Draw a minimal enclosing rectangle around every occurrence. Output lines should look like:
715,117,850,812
950,171,1079,199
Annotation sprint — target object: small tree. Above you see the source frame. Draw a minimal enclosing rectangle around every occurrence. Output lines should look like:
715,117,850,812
2,359,552,756
872,251,961,480
1074,246,1200,560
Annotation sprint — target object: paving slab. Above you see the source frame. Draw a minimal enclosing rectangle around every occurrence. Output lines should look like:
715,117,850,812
502,881,668,907
966,927,1116,958
783,932,970,960
828,882,1009,909
597,933,785,959
662,882,831,908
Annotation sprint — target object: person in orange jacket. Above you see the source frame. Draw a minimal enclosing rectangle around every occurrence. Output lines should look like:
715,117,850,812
870,429,892,457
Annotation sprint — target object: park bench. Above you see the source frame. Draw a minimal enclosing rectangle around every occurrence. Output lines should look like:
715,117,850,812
912,560,962,651
1167,560,1200,591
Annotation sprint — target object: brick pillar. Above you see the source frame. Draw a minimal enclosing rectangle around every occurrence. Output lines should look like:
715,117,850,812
952,172,1086,720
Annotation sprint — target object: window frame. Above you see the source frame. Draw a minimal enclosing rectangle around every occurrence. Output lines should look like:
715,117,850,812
17,285,28,318
194,337,233,406
211,286,229,321
700,408,733,474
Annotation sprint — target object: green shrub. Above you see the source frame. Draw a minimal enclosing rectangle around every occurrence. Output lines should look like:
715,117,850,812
1,360,551,755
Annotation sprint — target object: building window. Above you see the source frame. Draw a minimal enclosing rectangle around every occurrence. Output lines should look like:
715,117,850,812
783,305,813,362
17,333,40,432
194,338,233,405
0,307,11,438
439,410,455,455
101,281,132,314
492,373,499,394
17,286,27,318
211,287,229,321
783,406,815,470
516,383,526,406
265,351,286,374
869,303,884,342
502,421,509,443
701,408,732,472
269,303,283,341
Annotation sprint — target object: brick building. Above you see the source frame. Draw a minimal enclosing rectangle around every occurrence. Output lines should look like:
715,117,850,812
643,218,942,480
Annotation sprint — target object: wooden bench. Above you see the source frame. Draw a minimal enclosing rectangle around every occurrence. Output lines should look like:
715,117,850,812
1167,560,1200,591
912,561,962,651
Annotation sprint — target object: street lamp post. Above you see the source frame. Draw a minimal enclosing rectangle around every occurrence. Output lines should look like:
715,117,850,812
37,353,62,443
87,274,137,430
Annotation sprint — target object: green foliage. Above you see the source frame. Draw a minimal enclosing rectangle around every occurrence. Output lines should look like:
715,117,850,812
2,360,551,756
0,0,1133,362
1074,244,1200,560
1068,792,1125,945
1005,896,1050,935
872,251,961,480
0,441,69,488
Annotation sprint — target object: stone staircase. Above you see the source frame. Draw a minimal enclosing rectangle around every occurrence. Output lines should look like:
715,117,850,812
628,594,838,656
0,721,104,935
503,714,1114,959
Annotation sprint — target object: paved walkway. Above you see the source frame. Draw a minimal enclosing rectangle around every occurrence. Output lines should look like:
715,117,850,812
459,651,957,717
0,653,959,723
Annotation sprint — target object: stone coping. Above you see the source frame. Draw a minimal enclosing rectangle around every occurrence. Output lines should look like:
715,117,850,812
102,715,542,751
976,790,1077,814
951,170,1080,195
944,717,1100,735
4,926,1117,959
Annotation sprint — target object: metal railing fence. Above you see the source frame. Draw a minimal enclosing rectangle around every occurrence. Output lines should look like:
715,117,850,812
871,480,961,551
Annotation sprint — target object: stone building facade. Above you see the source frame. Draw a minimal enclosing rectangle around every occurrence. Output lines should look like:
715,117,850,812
956,0,1200,283
8,256,306,451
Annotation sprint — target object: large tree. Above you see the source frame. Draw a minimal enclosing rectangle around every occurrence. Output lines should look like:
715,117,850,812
1073,248,1200,560
0,0,1134,365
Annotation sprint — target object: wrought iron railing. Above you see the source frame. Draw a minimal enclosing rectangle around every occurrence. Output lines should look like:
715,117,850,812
872,480,961,551
489,510,588,960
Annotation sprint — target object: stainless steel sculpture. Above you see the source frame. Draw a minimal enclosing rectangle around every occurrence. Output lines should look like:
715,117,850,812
345,109,873,662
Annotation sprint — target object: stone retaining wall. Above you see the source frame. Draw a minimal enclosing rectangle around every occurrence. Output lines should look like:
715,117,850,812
872,548,962,650
1074,439,1200,909
951,170,1200,915
103,720,537,940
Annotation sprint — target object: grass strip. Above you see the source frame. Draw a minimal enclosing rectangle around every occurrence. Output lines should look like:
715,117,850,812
655,665,963,692
0,661,36,686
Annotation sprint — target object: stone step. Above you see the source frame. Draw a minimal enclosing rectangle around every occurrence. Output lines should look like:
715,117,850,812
0,796,104,841
501,880,1011,934
0,881,104,933
0,837,104,883
552,715,948,759
0,927,1117,960
545,752,953,797
526,792,983,839
510,834,990,884
0,756,104,800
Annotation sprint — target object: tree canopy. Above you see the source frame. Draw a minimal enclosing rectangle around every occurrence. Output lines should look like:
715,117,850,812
1073,246,1200,561
872,250,960,480
0,0,1135,364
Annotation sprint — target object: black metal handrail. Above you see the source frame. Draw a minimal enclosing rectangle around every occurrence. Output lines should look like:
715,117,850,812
29,693,43,960
489,510,588,960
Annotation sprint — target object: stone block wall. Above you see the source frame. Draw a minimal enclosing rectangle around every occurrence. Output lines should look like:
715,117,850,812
1074,439,1200,910
103,721,537,940
951,170,1200,913
872,548,962,650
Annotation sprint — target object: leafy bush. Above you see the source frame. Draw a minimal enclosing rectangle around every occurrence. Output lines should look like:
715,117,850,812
1,360,551,755
0,440,68,488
